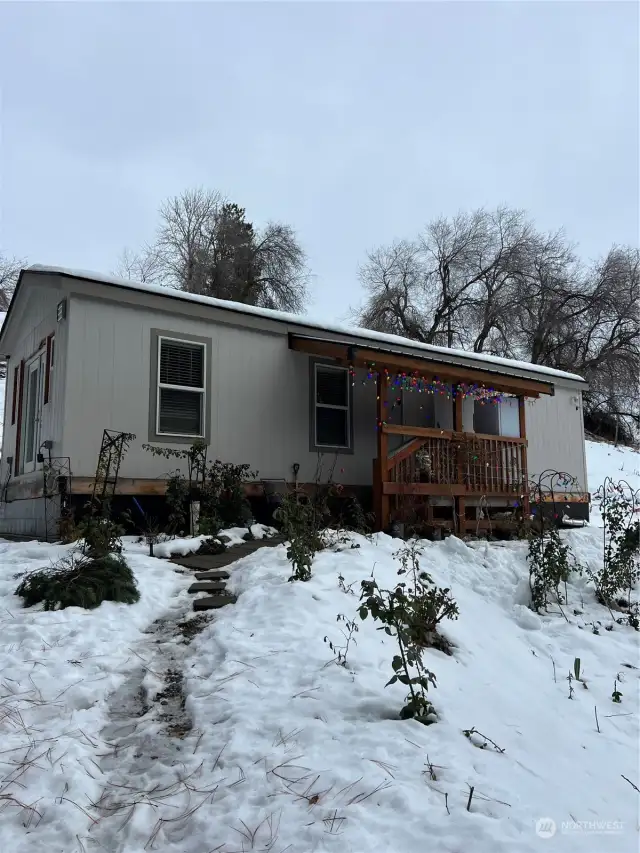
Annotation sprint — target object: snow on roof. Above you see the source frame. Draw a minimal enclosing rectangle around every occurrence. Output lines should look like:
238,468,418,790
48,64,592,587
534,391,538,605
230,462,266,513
26,265,586,384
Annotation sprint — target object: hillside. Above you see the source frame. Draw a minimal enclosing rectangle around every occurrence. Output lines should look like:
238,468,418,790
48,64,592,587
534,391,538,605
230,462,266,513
0,443,638,852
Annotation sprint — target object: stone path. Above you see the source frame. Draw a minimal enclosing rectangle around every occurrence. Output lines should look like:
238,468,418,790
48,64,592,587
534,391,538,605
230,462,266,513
172,535,285,611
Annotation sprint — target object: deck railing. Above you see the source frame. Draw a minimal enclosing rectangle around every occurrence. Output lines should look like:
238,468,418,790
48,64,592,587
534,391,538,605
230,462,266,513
382,424,527,497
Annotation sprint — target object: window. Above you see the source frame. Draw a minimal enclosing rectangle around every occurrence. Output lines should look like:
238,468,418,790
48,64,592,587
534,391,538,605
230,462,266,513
313,363,351,450
473,397,520,437
156,337,206,437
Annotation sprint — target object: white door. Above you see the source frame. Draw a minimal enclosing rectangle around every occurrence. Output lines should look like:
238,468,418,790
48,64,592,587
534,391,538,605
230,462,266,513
22,351,46,473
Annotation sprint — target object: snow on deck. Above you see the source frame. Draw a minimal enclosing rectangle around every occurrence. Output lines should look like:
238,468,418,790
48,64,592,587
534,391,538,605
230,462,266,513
26,264,586,383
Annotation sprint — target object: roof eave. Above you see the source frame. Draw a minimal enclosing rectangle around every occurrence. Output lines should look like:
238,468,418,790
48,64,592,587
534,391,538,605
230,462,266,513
19,266,589,389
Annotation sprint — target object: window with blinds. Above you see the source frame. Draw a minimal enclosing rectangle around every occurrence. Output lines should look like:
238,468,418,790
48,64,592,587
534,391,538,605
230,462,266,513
157,337,206,436
314,364,350,449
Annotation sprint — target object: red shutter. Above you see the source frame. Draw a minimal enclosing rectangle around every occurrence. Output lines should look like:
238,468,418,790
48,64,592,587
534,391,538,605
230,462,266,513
44,335,53,404
11,365,18,425
14,360,25,476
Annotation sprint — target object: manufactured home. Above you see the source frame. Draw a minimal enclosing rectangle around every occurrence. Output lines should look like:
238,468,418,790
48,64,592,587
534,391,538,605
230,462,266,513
0,266,590,540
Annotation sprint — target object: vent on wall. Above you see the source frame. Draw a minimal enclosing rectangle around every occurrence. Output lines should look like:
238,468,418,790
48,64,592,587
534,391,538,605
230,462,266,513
56,299,66,322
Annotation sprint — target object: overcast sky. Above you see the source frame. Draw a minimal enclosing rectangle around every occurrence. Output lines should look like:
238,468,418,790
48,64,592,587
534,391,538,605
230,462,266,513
0,1,638,322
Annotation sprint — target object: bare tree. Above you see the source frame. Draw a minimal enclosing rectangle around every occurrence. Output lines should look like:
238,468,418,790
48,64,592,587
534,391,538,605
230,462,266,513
114,246,163,284
120,188,309,312
0,253,24,379
357,207,536,350
0,253,23,311
356,207,640,444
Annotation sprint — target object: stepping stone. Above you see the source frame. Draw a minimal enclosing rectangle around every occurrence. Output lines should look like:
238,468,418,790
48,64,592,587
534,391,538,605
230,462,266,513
188,580,227,594
194,570,230,581
173,555,231,570
193,594,237,611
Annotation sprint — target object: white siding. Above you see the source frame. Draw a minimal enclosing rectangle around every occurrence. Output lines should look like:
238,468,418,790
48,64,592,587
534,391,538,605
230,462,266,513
0,283,68,469
61,295,587,495
0,278,68,537
64,297,380,485
525,388,588,492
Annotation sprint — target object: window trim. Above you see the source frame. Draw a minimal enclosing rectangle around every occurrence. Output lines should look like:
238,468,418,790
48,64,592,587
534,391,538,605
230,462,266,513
309,359,354,454
21,349,46,474
11,364,18,425
148,329,212,445
14,360,25,475
44,334,54,405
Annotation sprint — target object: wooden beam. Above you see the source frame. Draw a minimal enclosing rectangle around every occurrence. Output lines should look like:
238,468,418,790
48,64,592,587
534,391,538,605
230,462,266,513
388,437,430,470
518,395,527,439
454,395,463,432
454,395,465,535
382,482,527,497
69,478,266,497
384,423,526,444
383,423,453,440
518,396,531,519
383,482,466,496
353,353,548,396
457,497,466,536
376,373,390,530
469,431,526,445
289,336,348,362
71,477,168,496
288,335,553,395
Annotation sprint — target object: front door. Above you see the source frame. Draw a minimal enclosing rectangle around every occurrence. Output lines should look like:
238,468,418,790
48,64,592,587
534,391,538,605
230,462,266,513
22,350,46,474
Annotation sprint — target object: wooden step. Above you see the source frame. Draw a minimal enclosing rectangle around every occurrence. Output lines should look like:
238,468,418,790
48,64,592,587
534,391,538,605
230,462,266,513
188,580,227,594
194,570,230,581
193,595,237,611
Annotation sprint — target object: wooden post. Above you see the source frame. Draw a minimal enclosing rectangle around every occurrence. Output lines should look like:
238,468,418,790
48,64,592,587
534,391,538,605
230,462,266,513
518,396,530,520
375,373,390,531
454,393,466,536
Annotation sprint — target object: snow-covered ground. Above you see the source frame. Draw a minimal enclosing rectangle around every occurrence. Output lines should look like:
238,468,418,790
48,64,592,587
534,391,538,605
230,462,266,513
0,443,638,853
586,438,640,496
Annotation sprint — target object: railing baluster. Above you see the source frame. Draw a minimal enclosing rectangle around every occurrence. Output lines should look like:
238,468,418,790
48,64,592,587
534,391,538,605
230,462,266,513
486,441,490,492
492,440,496,492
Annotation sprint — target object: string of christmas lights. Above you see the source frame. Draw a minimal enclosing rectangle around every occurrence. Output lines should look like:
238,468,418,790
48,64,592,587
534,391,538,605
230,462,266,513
348,362,527,430
348,363,515,405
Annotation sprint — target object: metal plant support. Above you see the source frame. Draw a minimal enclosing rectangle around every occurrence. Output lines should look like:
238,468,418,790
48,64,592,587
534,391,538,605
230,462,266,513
90,429,136,516
528,469,581,530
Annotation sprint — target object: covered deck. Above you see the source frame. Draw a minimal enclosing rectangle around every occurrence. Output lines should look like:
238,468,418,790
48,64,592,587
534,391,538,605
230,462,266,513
290,332,556,535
